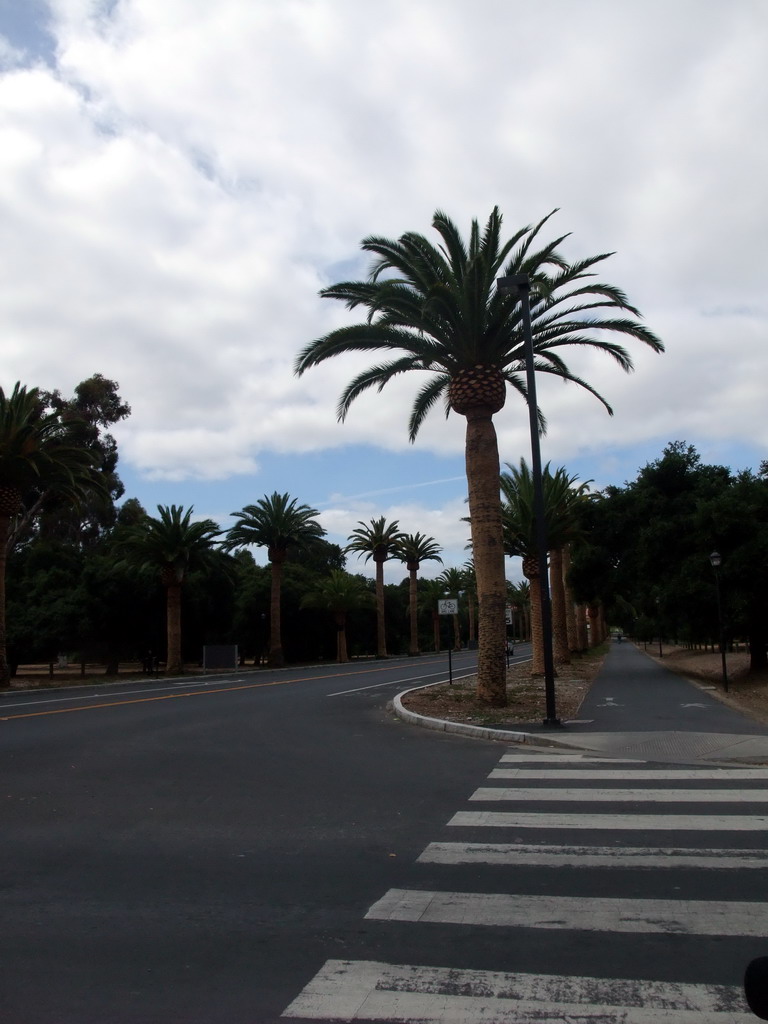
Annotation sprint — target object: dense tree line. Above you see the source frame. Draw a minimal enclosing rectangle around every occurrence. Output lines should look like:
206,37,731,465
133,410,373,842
569,441,768,672
0,377,472,681
4,373,764,691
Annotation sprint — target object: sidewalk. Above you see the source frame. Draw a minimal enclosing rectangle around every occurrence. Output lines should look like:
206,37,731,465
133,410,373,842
395,642,768,764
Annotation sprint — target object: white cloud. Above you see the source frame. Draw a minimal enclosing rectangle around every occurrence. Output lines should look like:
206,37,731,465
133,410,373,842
1,0,767,546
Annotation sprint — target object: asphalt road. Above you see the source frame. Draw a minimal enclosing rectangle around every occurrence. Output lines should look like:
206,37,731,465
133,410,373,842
1,650,502,1023
3,646,766,1023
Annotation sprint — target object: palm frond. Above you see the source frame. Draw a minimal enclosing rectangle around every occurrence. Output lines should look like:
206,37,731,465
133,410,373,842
408,374,450,442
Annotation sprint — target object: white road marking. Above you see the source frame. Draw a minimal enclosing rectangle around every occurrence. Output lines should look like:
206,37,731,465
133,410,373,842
499,753,643,763
281,959,751,1022
448,810,768,830
417,841,768,869
328,671,476,696
365,889,767,935
0,681,208,707
490,767,768,780
470,786,768,803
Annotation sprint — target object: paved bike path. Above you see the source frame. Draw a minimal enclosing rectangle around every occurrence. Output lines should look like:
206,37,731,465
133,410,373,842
546,641,768,763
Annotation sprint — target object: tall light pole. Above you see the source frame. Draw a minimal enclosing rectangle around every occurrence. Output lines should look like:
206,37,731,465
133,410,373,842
709,550,729,692
497,273,559,726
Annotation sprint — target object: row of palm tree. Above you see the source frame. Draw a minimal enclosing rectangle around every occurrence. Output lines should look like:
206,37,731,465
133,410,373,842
0,382,483,679
3,208,661,698
2,378,607,691
0,379,602,685
500,458,612,673
119,502,493,673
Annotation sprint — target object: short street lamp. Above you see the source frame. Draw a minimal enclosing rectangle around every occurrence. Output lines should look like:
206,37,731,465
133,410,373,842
497,272,559,726
709,551,729,692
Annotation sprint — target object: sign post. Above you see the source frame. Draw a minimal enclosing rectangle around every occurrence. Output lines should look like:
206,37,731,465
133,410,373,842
438,599,458,685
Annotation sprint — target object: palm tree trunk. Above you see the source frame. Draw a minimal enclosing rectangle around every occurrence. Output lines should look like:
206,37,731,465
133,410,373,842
432,611,440,652
408,567,419,656
588,603,601,647
335,611,348,663
529,574,544,676
374,555,387,657
562,545,578,653
467,594,476,645
550,547,570,665
269,554,285,667
0,515,10,686
165,581,183,674
464,410,506,706
576,603,588,651
452,612,461,649
598,604,608,644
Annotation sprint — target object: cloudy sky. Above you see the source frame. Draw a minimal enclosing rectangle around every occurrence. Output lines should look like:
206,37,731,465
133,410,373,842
1,0,766,581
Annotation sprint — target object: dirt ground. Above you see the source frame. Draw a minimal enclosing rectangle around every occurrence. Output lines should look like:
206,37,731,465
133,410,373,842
399,643,768,728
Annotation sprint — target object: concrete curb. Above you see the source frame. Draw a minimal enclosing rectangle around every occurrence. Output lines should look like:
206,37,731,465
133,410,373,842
392,680,577,749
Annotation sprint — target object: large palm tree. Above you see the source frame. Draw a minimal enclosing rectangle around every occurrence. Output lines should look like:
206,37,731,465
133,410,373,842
301,570,375,662
394,532,442,655
0,384,98,685
118,504,222,675
295,208,663,705
345,517,403,657
225,492,326,667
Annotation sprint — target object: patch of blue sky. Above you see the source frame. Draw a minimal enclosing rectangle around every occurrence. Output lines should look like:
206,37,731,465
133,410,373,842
0,0,56,67
117,444,467,522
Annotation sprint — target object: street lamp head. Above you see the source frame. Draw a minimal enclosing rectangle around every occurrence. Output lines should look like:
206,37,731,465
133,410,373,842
710,551,722,569
497,273,531,298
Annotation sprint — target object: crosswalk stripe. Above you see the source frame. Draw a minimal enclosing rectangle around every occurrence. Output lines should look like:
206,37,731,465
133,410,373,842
280,959,752,1022
490,767,768,780
283,746,768,1020
417,841,768,868
470,786,768,802
365,889,767,935
448,809,768,829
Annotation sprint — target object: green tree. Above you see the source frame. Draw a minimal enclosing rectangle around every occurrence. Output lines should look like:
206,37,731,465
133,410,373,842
301,570,375,662
117,504,222,674
0,383,99,685
32,374,131,546
295,208,663,704
225,493,326,667
583,442,768,672
345,517,404,658
395,532,443,655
